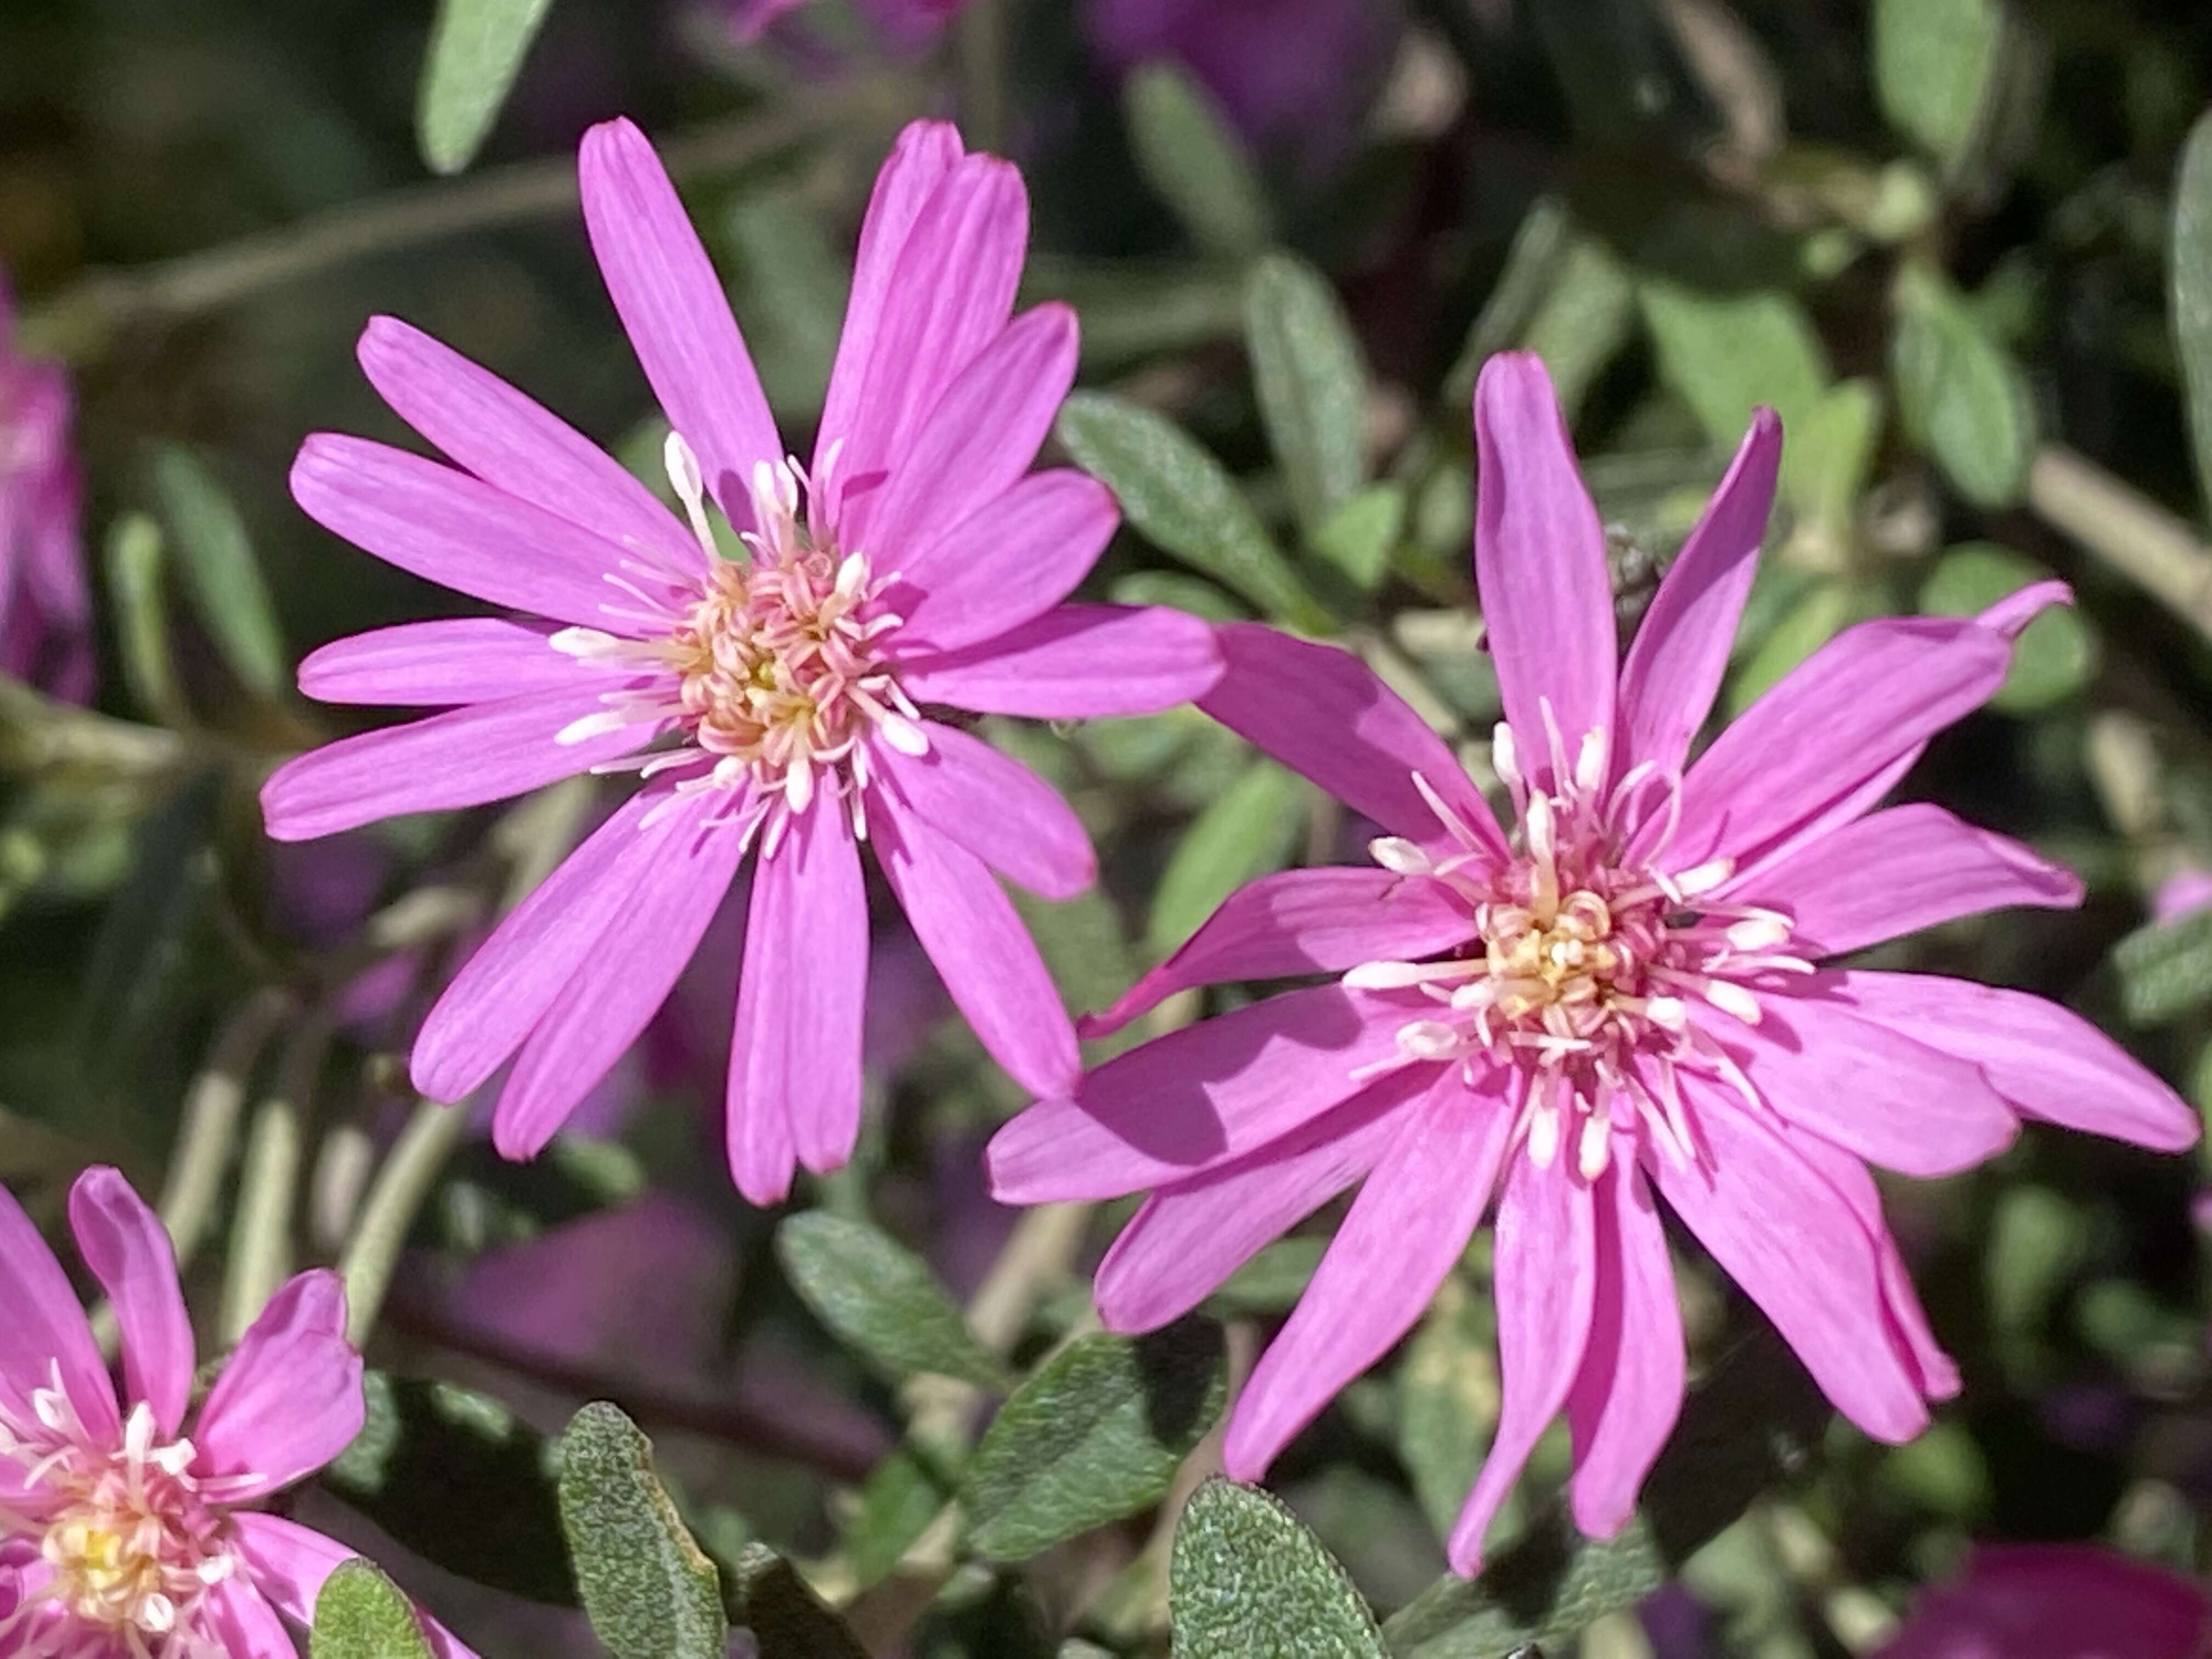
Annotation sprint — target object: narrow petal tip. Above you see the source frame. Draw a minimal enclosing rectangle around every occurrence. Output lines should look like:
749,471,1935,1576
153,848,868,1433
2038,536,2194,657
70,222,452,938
1977,578,2073,641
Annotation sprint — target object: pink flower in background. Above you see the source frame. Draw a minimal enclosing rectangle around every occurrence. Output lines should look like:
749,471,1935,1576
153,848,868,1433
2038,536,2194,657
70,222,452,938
1871,1545,2212,1658
0,267,93,702
261,117,1220,1205
988,351,2198,1574
0,1167,468,1657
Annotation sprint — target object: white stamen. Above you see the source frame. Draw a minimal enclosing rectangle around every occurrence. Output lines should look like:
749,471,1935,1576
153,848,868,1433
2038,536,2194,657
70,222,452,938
1369,836,1433,874
1526,1105,1560,1169
1701,978,1763,1024
1577,1109,1612,1179
1491,722,1522,791
556,709,634,746
1671,856,1736,898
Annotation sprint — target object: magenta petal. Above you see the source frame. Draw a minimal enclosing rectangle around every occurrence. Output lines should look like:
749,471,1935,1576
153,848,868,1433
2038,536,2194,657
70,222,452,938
1736,802,2081,956
67,1168,193,1437
896,603,1223,719
193,1269,362,1499
1094,1065,1440,1333
1613,410,1781,780
259,689,647,842
1448,1153,1600,1574
1082,867,1474,1038
1814,969,2199,1153
1562,1159,1684,1538
890,469,1116,654
297,619,611,707
728,805,868,1203
577,118,781,516
1872,1545,2212,1659
986,984,1412,1202
874,801,1079,1098
233,1514,476,1659
874,724,1096,900
356,315,701,574
205,1579,298,1659
1227,1069,1515,1483
1713,992,2017,1178
1472,352,1617,785
0,1177,116,1438
1200,623,1507,855
1654,1080,1929,1442
290,436,641,629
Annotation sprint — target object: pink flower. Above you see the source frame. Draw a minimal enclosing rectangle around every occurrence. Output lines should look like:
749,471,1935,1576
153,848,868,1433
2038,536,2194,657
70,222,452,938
986,351,2198,1574
1871,1545,2212,1659
0,266,94,702
0,1167,468,1657
260,117,1220,1204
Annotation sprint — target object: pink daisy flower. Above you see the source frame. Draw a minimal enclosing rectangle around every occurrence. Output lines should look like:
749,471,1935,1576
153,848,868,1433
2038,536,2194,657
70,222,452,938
0,1167,468,1658
986,351,2198,1573
1871,1545,2212,1659
260,117,1220,1204
0,265,94,702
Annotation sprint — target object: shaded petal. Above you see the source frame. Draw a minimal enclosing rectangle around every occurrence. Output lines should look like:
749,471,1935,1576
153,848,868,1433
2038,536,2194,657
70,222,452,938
291,435,648,629
1735,803,2081,957
1653,1080,1929,1441
1473,352,1616,783
1081,867,1475,1038
1614,410,1781,779
888,467,1115,653
1563,1158,1684,1538
1872,1545,2212,1659
1199,623,1507,855
873,800,1079,1098
1810,969,2199,1153
193,1270,362,1499
356,315,701,574
1094,1065,1442,1333
727,804,868,1204
1228,1069,1516,1484
873,723,1094,899
577,118,780,516
297,618,614,708
206,1579,298,1659
1448,1153,1599,1573
989,984,1414,1202
259,688,647,842
0,1177,115,1438
895,602,1222,719
67,1167,192,1436
233,1514,477,1659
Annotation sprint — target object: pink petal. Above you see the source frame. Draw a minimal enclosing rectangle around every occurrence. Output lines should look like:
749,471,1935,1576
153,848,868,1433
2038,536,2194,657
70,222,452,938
872,723,1095,900
1872,1544,2212,1659
0,1177,116,1439
205,1579,299,1659
985,984,1412,1202
1093,1065,1441,1333
492,800,746,1160
889,467,1116,654
1448,1153,1600,1574
1652,1080,1929,1442
67,1167,193,1437
1735,802,2081,957
297,618,613,707
894,602,1223,719
193,1270,362,1499
873,800,1079,1098
233,1514,476,1659
1199,623,1508,855
1812,969,2199,1153
356,315,701,574
1081,866,1475,1038
1614,410,1782,780
1562,1158,1684,1538
577,118,781,517
259,688,647,842
727,805,868,1204
1710,991,2018,1178
1227,1069,1517,1483
290,435,644,630
1472,352,1617,786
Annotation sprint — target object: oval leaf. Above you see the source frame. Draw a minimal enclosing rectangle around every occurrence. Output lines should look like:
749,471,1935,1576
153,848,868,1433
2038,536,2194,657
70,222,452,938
557,1402,727,1659
416,0,558,175
311,1561,436,1659
776,1212,1007,1390
1245,252,1369,535
149,445,287,699
1124,61,1272,258
1891,264,2036,508
1168,1479,1385,1659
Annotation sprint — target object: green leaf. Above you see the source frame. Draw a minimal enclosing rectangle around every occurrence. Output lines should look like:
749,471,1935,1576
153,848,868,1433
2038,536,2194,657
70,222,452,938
1147,759,1310,956
310,1560,436,1659
1110,571,1247,624
2172,110,2212,520
723,193,848,418
148,445,287,698
1726,579,1868,717
729,1543,872,1659
104,514,183,724
1025,256,1248,370
326,1372,574,1604
1245,253,1369,535
557,1402,727,1659
1395,1272,1498,1542
776,1212,1007,1390
2114,907,2212,1026
1517,234,1638,420
1891,264,2038,507
839,1447,956,1590
1872,0,2005,174
1124,62,1272,257
415,0,557,174
1639,281,1830,452
1057,392,1333,631
1786,377,1886,531
963,1321,1227,1562
1920,543,2097,711
1309,483,1407,593
1204,1236,1327,1317
1169,1479,1386,1659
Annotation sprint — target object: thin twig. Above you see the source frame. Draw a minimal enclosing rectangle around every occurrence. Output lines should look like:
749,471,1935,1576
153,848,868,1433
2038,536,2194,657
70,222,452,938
2028,444,2212,641
219,1006,336,1341
162,986,294,1269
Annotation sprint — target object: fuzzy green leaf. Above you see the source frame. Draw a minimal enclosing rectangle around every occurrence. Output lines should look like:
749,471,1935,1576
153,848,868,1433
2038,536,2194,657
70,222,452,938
557,1402,726,1659
2114,907,2212,1026
1245,252,1369,534
1147,759,1311,956
1395,1273,1498,1542
2174,110,2212,520
104,514,182,723
776,1212,1007,1390
1309,483,1407,593
416,0,556,174
1872,0,2004,174
149,445,287,698
310,1561,436,1659
1124,62,1272,257
1169,1479,1386,1658
1891,264,2038,507
1640,282,1829,455
730,1543,871,1659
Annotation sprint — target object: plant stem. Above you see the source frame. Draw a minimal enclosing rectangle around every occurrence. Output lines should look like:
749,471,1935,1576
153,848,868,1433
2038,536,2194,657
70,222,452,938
162,986,292,1269
2028,444,2212,640
218,1007,334,1341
